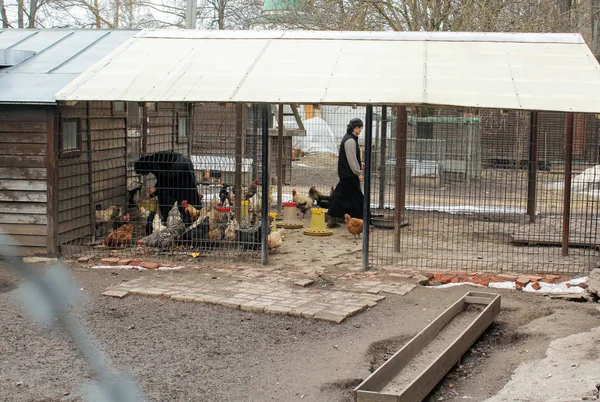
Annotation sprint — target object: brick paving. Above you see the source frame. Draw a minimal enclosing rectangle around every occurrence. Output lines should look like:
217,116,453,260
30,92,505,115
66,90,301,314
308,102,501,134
102,269,415,323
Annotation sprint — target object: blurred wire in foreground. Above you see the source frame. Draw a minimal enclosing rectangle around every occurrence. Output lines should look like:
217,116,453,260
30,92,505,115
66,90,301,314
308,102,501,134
0,231,146,402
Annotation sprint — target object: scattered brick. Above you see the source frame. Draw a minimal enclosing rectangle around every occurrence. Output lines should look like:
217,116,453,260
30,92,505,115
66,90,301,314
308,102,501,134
450,277,460,283
117,259,132,266
531,282,541,290
140,261,160,270
294,279,314,287
516,276,530,287
413,274,431,285
526,275,543,282
100,258,120,266
129,259,143,266
577,282,588,289
77,256,92,263
440,275,454,284
496,274,518,281
515,283,523,291
102,290,129,298
388,273,413,279
566,283,572,288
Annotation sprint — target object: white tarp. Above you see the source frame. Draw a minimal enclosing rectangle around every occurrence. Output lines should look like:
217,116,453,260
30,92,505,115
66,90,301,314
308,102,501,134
285,117,339,155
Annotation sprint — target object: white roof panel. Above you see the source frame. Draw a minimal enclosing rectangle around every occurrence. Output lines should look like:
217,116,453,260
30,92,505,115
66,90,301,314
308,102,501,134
56,30,600,113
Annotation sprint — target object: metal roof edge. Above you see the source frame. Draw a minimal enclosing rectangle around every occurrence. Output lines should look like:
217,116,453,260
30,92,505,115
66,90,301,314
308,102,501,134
55,34,139,101
138,29,585,44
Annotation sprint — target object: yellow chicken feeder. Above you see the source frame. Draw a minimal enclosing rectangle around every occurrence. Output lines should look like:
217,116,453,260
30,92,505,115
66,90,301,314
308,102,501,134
304,207,333,236
269,212,278,232
241,200,249,220
278,202,304,229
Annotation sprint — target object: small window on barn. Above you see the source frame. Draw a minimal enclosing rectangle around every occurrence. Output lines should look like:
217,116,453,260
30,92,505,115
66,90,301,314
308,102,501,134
112,101,127,116
59,119,81,157
176,114,188,143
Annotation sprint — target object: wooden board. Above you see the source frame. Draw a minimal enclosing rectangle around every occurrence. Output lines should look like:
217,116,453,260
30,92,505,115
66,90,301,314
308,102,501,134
0,191,47,202
0,167,46,180
0,155,46,168
0,180,47,191
355,292,501,402
0,202,46,214
0,223,47,236
0,213,47,224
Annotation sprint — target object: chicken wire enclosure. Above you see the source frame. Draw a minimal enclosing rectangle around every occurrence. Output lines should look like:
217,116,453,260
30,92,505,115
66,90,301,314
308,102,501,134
369,107,600,275
48,100,600,275
54,102,273,261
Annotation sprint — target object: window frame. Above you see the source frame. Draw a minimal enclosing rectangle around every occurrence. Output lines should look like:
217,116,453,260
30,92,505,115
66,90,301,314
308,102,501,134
112,101,127,117
175,111,189,144
58,117,82,158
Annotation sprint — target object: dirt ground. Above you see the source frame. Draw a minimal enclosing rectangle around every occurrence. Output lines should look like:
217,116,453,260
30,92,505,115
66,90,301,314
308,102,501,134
1,257,600,402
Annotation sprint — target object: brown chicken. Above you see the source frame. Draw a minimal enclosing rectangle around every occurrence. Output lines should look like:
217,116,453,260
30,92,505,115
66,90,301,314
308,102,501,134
102,224,133,248
181,199,208,222
245,178,259,200
344,214,363,239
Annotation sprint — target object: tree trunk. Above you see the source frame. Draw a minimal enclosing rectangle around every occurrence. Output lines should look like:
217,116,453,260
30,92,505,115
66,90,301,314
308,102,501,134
28,0,38,27
113,0,120,27
592,0,600,59
218,0,225,29
0,0,9,27
94,0,101,28
17,0,24,28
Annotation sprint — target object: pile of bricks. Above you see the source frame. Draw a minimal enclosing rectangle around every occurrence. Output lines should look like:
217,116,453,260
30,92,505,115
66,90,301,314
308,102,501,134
420,271,574,290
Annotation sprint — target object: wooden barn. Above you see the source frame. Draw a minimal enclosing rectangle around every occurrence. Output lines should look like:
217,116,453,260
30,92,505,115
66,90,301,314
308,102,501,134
0,29,138,256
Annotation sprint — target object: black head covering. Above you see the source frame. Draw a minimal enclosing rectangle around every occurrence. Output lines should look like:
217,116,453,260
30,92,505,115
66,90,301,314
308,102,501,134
347,118,364,134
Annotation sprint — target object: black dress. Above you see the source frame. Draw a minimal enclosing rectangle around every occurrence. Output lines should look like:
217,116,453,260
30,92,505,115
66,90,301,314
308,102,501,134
134,152,201,222
327,133,364,219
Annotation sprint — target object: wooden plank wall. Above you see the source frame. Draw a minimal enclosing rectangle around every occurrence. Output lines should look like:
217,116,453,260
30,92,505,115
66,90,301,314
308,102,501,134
0,105,49,255
147,103,189,155
89,102,127,211
56,103,91,245
192,103,239,155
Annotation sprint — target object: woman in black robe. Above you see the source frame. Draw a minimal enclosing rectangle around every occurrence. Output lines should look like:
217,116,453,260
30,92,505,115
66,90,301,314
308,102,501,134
327,118,364,227
134,152,201,223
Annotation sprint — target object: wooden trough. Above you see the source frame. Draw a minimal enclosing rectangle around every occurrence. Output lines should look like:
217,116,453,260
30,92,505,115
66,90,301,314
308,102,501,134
354,291,501,402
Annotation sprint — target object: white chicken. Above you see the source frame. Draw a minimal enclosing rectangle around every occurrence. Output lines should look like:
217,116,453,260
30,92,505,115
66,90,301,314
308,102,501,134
268,228,285,251
152,212,166,233
224,218,239,242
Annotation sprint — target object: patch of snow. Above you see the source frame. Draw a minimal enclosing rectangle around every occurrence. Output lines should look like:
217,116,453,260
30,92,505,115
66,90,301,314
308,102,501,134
488,281,516,289
91,265,147,271
429,282,485,289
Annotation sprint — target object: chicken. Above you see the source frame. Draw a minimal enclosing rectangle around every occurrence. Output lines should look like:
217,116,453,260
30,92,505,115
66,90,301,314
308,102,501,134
245,178,259,200
292,189,312,218
137,197,158,219
181,199,208,222
152,212,166,233
137,203,185,250
112,213,130,230
166,201,185,233
102,224,133,248
344,214,363,239
95,205,120,223
219,184,231,205
268,228,284,251
308,185,334,209
224,218,239,242
180,216,210,248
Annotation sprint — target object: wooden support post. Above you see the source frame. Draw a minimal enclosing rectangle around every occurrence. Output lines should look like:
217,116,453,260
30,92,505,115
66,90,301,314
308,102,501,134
562,113,574,256
234,104,243,222
527,111,539,223
394,106,407,252
277,104,284,216
86,102,95,243
46,107,58,255
379,106,388,210
261,104,270,265
362,105,373,271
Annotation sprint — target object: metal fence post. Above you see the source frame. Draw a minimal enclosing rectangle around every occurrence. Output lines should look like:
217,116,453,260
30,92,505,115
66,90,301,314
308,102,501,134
362,105,373,271
261,104,269,265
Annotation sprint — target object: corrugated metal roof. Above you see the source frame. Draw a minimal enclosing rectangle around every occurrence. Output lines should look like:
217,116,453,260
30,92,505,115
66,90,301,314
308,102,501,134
56,30,600,113
0,29,138,104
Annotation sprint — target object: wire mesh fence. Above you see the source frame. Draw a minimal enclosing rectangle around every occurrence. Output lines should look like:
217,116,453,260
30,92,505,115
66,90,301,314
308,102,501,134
51,101,599,274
